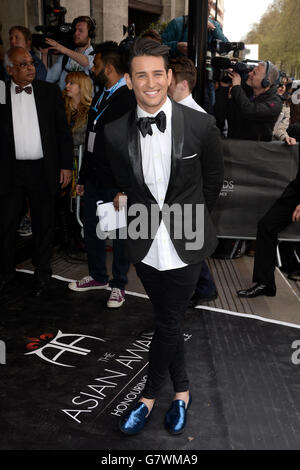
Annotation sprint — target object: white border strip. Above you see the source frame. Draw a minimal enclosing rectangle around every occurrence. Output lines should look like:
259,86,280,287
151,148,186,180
16,268,300,330
16,269,75,283
194,304,300,330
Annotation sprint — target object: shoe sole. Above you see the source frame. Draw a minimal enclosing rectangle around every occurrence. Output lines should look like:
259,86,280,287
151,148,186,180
18,231,33,237
107,300,125,308
237,292,276,298
68,284,109,292
119,424,140,436
165,427,185,435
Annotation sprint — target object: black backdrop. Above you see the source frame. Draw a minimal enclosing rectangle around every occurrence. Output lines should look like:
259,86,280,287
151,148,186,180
212,140,300,241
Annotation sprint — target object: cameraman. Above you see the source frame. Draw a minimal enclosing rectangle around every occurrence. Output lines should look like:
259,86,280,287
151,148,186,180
214,61,282,141
41,16,95,90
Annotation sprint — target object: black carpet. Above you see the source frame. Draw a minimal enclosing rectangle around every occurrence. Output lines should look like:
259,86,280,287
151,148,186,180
1,272,300,451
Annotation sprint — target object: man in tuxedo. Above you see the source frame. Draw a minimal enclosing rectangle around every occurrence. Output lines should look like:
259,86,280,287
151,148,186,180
237,154,300,298
0,46,73,296
68,42,136,308
104,38,224,435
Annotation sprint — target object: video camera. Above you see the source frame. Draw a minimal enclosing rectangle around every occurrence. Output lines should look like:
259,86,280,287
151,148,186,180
206,40,246,82
209,39,245,57
119,24,136,54
32,5,74,51
211,56,255,84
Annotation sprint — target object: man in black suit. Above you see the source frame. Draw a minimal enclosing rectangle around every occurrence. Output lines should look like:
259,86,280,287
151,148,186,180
237,153,300,298
0,46,73,296
104,38,224,435
68,42,136,308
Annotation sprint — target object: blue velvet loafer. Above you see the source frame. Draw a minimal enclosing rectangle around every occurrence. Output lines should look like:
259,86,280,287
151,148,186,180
119,402,151,435
164,394,192,435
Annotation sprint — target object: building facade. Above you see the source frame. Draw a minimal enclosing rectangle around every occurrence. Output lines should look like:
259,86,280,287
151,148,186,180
0,0,225,52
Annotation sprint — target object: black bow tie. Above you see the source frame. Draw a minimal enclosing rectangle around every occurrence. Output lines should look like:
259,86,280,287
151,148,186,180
15,85,32,95
137,111,167,137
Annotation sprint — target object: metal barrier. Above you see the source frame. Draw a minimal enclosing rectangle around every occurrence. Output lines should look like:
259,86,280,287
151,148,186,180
70,144,83,236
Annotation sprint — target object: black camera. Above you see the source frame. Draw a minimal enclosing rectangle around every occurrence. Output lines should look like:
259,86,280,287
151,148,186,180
119,24,136,72
119,24,136,53
211,56,255,84
32,5,74,51
209,39,245,57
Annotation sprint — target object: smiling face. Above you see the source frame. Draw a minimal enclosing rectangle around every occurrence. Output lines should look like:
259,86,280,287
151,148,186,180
125,55,172,114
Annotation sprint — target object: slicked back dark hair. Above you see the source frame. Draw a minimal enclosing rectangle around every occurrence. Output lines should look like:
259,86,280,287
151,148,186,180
127,37,170,76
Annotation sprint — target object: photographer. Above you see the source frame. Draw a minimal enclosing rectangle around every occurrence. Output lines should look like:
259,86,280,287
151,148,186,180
42,16,95,90
214,61,282,141
162,0,228,57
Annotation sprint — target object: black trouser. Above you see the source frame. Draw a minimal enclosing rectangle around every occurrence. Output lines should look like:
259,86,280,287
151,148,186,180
83,180,129,289
0,160,55,281
253,194,298,289
135,261,203,399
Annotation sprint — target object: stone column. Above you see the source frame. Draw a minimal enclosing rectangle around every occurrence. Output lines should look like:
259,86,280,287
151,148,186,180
27,0,43,28
91,0,128,43
0,0,26,51
62,0,91,22
161,0,186,23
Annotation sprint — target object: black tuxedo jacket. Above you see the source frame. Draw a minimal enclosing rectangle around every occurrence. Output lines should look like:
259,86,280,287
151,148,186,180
78,85,136,187
0,80,73,195
104,100,224,265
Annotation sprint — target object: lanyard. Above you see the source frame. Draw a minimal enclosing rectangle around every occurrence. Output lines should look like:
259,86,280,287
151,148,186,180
92,77,124,128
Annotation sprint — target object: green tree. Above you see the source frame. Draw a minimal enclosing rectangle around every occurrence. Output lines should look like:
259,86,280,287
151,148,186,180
243,0,300,77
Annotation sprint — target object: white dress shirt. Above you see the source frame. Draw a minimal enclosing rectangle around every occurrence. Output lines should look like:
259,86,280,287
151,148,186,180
137,97,187,271
11,81,44,160
179,94,206,113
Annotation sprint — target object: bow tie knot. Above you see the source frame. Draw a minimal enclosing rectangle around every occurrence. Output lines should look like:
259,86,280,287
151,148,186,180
137,111,167,137
15,85,32,95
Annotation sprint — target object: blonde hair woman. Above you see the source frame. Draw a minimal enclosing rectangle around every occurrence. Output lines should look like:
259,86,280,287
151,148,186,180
63,71,93,147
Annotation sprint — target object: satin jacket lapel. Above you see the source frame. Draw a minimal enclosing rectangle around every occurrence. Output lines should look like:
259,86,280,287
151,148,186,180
165,100,184,202
127,109,156,201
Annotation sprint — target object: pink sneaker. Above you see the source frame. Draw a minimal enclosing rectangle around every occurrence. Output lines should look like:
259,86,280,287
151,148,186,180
68,276,109,292
107,288,125,308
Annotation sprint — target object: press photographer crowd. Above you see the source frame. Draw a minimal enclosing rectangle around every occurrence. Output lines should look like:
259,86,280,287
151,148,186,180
0,0,299,313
